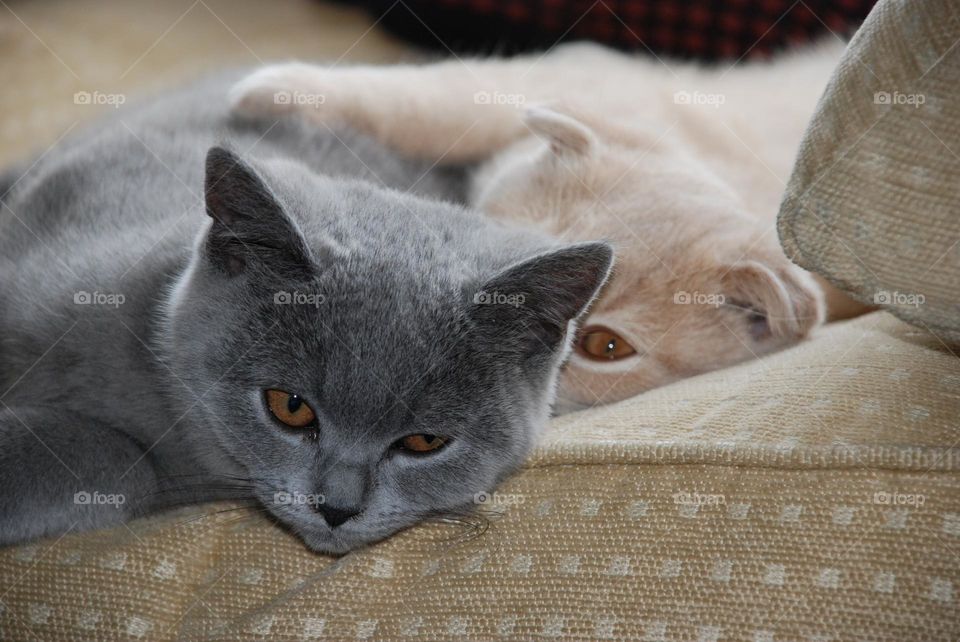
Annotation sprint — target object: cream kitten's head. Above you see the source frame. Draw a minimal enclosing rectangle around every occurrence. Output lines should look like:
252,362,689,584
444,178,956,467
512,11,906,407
474,106,825,411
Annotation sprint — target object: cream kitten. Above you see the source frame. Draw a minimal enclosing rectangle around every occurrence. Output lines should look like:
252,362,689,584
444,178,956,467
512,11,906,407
229,41,869,411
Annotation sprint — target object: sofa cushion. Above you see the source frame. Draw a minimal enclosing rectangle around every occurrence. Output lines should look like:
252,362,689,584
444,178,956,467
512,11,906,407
778,0,960,343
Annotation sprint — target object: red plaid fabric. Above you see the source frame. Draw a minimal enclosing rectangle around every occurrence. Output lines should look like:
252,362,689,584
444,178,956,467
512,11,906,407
349,0,877,60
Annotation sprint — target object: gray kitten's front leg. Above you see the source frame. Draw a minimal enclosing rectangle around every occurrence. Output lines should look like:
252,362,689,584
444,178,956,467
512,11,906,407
0,406,160,547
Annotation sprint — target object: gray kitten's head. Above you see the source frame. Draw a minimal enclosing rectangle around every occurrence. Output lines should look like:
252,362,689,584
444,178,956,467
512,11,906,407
163,147,612,554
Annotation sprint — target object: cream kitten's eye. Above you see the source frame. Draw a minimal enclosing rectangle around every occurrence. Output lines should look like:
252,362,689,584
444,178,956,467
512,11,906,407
397,434,448,453
577,326,637,361
265,389,317,428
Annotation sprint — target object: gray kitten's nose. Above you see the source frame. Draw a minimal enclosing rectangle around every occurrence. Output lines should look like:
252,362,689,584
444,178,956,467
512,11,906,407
315,503,360,528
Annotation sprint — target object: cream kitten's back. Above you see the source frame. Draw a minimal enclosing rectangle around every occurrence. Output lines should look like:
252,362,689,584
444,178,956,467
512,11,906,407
228,42,863,408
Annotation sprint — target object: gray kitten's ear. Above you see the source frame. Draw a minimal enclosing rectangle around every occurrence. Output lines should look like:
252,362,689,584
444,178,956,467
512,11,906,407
203,146,312,277
471,242,614,350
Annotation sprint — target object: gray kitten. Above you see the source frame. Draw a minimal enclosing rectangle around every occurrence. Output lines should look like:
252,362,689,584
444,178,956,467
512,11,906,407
0,74,612,554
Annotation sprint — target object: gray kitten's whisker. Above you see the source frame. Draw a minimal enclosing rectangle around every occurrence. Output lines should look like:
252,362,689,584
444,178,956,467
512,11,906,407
140,485,255,500
168,504,267,530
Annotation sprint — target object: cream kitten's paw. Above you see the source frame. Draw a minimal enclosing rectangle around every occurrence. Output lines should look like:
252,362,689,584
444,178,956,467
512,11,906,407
229,63,335,117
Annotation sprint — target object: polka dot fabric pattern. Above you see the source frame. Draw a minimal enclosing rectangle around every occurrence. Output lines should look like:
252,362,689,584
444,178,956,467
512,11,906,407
1,313,958,640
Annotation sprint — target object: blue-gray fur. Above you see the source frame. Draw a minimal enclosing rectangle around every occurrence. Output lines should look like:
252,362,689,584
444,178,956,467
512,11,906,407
0,74,612,553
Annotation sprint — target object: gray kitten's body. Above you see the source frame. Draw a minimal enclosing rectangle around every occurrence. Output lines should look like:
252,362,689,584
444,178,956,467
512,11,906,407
0,75,611,553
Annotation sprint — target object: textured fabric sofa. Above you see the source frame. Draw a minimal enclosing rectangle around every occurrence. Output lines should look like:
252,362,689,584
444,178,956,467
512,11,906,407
1,1,957,640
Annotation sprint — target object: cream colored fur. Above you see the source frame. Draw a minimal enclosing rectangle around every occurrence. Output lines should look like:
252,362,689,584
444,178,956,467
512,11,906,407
229,42,870,411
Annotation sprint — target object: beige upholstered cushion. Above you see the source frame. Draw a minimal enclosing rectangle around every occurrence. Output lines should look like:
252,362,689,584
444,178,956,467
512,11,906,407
778,0,960,343
2,312,958,641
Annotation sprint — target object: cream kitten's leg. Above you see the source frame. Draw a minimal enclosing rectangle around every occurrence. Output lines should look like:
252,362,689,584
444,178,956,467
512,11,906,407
229,58,575,163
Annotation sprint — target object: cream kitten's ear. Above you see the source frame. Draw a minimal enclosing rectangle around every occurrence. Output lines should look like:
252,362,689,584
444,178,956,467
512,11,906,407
524,106,596,157
722,260,825,339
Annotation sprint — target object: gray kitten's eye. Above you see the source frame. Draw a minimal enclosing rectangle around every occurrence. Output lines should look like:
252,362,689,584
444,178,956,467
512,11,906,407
265,389,317,428
396,434,448,454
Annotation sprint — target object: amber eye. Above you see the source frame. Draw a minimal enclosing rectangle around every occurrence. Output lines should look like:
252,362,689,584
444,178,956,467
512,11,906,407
398,434,448,453
265,389,317,428
577,326,638,361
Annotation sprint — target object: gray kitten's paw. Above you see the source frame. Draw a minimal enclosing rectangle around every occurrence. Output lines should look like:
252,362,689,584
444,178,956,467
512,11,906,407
229,63,335,117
